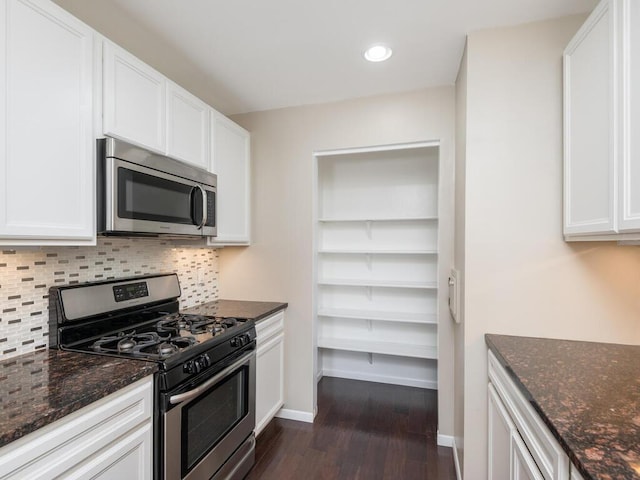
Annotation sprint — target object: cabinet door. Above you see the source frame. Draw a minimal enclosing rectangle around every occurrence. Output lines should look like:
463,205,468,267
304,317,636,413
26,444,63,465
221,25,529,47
209,112,251,245
103,41,166,154
513,434,544,480
64,423,152,480
564,0,617,236
166,81,209,169
0,0,94,243
488,383,515,480
570,465,586,480
256,332,284,435
618,0,640,231
0,376,152,479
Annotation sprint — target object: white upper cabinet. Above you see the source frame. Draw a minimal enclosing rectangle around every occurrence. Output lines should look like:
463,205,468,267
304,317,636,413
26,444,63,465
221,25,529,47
103,41,167,154
0,0,95,245
101,38,251,245
166,81,210,169
564,0,640,240
617,0,640,231
208,112,251,245
564,0,617,237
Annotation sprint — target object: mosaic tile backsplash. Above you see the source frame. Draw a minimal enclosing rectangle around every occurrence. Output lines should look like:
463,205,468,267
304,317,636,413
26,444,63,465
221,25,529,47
0,237,219,360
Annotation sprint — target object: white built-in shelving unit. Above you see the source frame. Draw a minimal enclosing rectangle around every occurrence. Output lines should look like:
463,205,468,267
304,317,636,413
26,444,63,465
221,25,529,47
314,142,440,389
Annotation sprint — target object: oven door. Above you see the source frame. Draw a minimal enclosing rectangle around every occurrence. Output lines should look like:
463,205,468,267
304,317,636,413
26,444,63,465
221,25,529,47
104,157,216,237
163,350,256,480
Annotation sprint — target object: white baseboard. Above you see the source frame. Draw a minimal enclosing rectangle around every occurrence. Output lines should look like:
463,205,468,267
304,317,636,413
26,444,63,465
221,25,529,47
452,438,462,480
321,368,437,390
438,433,461,480
316,369,323,383
437,433,454,447
275,408,315,423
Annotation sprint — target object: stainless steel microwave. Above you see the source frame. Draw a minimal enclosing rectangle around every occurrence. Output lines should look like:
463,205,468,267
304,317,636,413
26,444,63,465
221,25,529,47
97,137,217,238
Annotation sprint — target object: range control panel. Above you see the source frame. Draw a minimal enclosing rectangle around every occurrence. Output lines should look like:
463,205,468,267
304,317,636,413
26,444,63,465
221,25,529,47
113,281,149,303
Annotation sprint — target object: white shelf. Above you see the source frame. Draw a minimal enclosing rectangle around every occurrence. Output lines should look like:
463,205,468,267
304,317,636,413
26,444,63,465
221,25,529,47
318,216,438,223
318,278,437,289
318,249,437,255
315,143,440,387
317,308,437,324
318,337,438,359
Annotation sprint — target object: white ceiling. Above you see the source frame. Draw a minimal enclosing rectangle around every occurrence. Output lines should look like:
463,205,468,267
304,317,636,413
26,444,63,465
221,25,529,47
54,0,597,115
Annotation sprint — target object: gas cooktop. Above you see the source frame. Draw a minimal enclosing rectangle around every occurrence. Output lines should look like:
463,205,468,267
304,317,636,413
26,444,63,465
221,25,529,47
83,313,247,361
48,274,256,384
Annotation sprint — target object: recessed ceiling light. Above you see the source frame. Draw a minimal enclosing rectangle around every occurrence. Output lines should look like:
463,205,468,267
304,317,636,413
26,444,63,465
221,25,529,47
364,44,392,62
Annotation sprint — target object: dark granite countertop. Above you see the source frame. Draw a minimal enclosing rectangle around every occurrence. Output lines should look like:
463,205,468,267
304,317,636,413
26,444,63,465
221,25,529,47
0,349,157,449
182,299,288,322
0,299,286,451
486,334,640,480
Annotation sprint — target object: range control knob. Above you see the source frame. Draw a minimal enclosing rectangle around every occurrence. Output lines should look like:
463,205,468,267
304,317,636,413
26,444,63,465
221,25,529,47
230,334,251,348
183,354,212,374
183,360,196,374
202,353,211,368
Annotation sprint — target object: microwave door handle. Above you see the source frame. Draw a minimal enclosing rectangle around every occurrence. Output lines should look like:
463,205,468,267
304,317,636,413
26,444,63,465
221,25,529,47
198,185,207,230
190,185,207,229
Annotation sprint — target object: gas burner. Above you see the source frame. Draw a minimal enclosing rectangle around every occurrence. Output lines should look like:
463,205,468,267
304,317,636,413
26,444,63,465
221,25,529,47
93,331,162,353
91,331,196,359
158,342,178,356
138,336,198,358
117,337,136,353
157,313,224,336
221,318,237,328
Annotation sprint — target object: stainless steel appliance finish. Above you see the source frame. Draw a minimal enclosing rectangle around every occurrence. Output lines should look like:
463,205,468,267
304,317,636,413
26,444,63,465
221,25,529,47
97,137,217,238
48,274,256,480
58,273,181,321
164,350,256,480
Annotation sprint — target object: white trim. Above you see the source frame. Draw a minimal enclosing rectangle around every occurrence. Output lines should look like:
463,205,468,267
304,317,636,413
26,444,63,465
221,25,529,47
275,408,315,424
438,433,462,480
452,438,462,480
314,140,440,157
437,432,454,447
321,369,437,390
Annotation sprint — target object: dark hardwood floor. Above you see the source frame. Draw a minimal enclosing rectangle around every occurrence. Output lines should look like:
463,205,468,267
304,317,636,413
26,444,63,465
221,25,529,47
246,377,456,480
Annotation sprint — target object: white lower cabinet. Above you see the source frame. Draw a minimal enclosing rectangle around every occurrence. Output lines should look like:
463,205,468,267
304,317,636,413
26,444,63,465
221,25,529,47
255,310,285,436
512,434,545,480
488,383,516,479
570,466,586,480
488,351,571,480
0,376,153,480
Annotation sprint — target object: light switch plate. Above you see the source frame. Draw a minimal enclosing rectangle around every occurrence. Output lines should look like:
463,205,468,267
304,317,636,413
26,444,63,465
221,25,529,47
449,268,460,324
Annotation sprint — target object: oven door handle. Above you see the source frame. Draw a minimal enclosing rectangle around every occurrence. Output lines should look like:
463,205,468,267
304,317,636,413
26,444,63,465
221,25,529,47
169,351,253,405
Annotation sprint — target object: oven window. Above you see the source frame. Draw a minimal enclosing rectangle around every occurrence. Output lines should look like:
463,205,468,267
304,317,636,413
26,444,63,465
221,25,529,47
118,167,194,224
183,366,248,473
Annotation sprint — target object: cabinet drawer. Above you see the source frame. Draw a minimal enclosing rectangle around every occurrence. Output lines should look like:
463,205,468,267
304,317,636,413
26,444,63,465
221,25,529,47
488,351,569,480
0,376,153,479
256,310,285,345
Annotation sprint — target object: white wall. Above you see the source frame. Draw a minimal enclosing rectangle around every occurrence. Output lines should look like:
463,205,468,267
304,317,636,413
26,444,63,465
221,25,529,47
460,15,640,478
220,88,456,432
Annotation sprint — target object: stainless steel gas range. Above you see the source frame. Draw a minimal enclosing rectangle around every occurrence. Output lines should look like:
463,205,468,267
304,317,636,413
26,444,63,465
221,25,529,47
48,273,256,480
